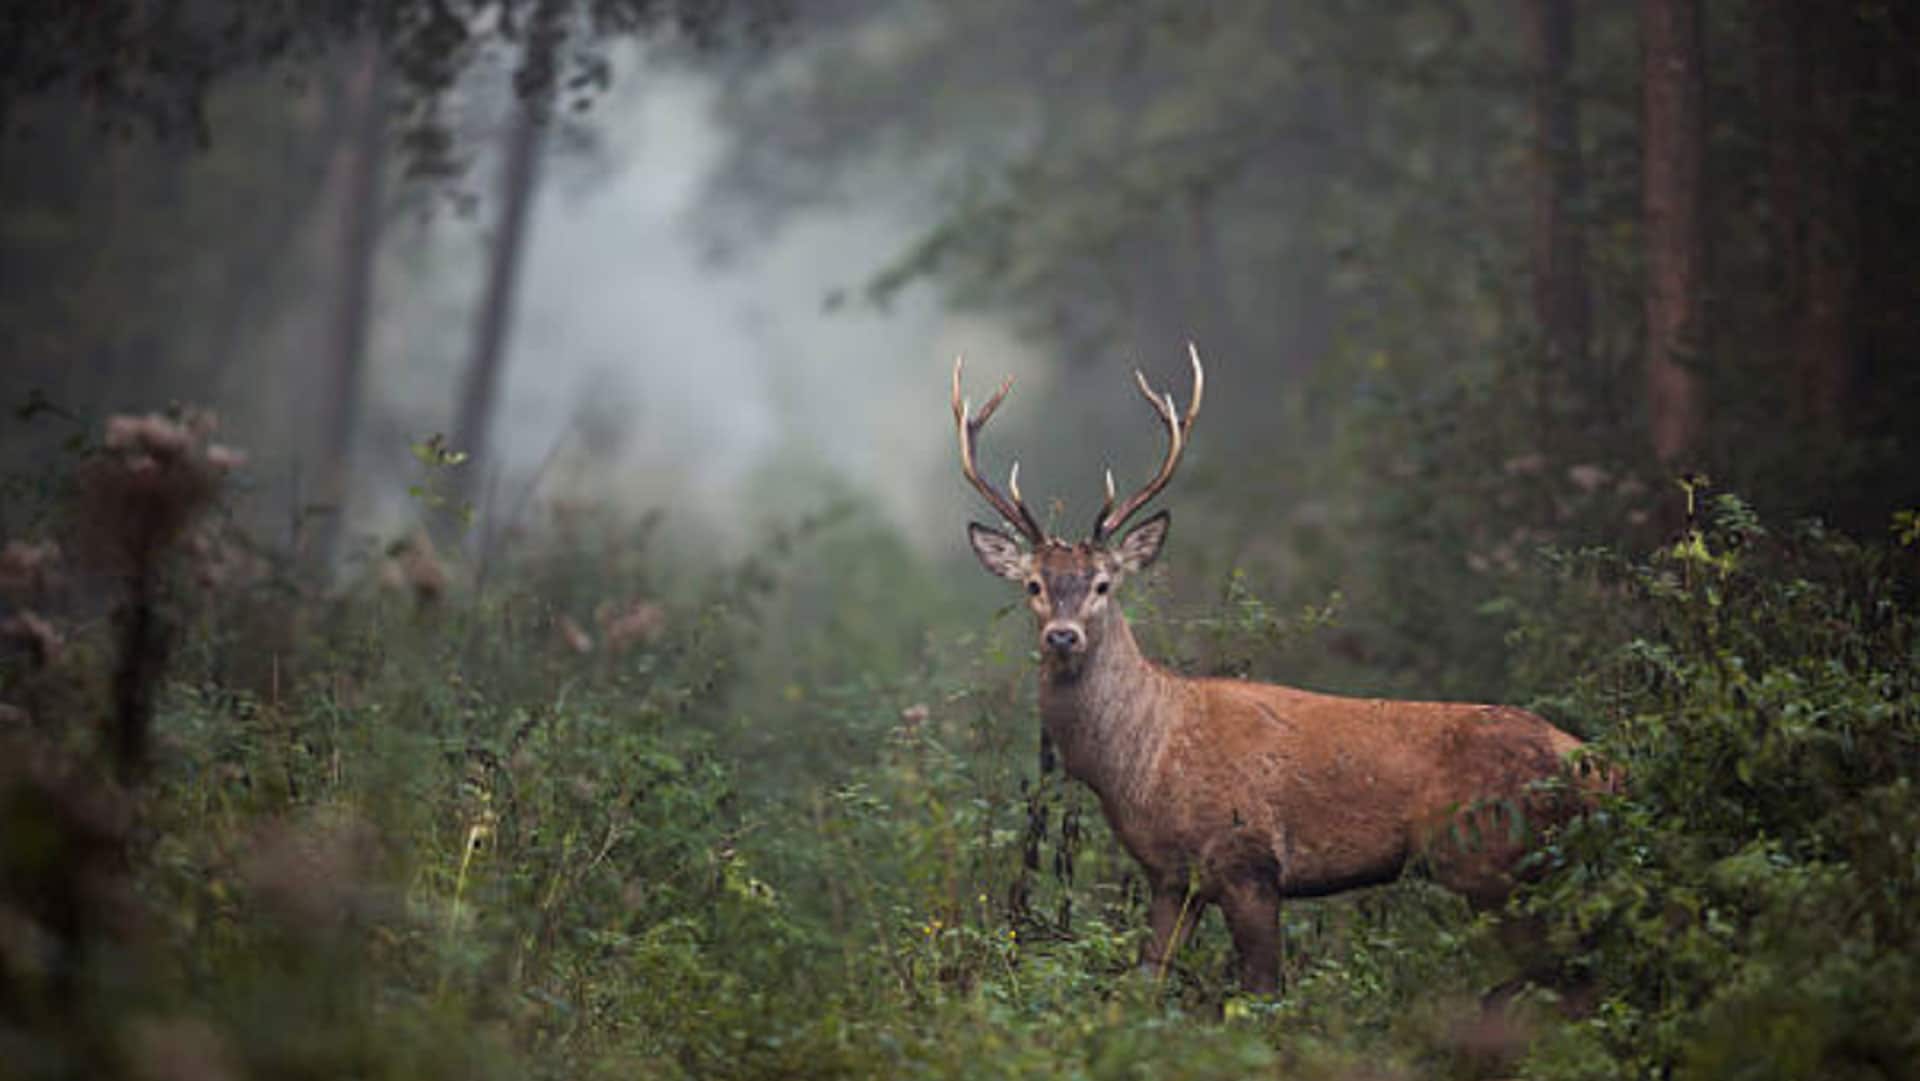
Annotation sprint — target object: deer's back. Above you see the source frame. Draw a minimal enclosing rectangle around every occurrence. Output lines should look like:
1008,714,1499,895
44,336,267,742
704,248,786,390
1133,678,1585,902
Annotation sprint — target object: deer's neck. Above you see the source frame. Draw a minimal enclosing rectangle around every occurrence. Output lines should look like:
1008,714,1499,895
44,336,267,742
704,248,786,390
1038,608,1174,805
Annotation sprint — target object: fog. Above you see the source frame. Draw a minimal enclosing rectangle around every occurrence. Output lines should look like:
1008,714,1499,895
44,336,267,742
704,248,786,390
5,8,1919,1071
0,9,1294,578
332,52,1040,556
0,44,1065,570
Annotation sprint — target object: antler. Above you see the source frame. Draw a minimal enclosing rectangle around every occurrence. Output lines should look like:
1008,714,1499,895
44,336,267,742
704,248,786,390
952,356,1046,544
1091,342,1205,543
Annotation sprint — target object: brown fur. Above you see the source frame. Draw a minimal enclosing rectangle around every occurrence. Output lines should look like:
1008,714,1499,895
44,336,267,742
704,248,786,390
957,349,1598,993
973,527,1597,993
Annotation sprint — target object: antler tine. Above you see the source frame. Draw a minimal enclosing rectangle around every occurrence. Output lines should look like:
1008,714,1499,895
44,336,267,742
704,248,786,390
1091,342,1206,542
1182,340,1205,430
952,356,1046,544
1093,466,1118,532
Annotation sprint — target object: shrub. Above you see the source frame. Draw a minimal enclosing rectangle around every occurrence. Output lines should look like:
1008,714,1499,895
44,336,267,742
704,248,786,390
1519,493,1920,1078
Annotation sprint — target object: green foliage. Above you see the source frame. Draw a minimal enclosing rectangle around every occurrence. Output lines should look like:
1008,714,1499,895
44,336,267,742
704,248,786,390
5,424,1919,1080
0,0,788,154
406,433,475,529
1894,508,1920,549
159,604,799,1077
5,0,1920,1071
1514,493,1920,1078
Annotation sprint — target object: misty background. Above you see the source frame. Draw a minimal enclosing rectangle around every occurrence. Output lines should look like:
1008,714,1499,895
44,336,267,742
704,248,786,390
5,0,1917,697
0,2,1489,591
4,2,1920,1078
4,37,1045,563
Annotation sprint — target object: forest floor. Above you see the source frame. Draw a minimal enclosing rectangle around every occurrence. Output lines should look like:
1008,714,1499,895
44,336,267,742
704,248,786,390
2,424,1916,1079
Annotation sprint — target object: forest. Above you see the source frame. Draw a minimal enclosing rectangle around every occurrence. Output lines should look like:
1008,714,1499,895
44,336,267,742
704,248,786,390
1,0,1917,1077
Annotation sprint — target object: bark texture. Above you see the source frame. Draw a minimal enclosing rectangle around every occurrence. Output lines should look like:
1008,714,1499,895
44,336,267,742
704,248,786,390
1641,0,1707,465
451,1,567,517
1793,6,1856,429
1524,0,1590,370
314,42,389,567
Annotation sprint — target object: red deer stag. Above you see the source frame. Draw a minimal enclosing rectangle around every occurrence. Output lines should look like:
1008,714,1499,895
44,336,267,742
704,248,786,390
954,344,1594,993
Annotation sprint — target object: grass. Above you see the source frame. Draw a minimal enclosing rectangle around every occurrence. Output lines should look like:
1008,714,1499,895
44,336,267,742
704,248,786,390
2,417,1916,1079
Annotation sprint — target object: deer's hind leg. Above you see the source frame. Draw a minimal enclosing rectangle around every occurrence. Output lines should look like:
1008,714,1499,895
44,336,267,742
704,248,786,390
1220,877,1281,994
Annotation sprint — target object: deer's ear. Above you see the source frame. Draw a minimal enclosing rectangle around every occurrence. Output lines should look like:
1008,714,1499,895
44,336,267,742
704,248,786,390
967,522,1031,581
1112,510,1170,574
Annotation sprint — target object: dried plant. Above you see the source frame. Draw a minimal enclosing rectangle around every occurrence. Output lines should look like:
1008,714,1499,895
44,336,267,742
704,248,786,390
595,598,667,652
0,610,63,668
0,540,64,601
72,409,242,782
238,806,383,936
554,613,594,654
77,411,242,579
379,528,449,606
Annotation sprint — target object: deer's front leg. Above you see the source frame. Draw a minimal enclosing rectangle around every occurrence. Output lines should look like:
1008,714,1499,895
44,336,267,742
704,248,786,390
1141,883,1200,980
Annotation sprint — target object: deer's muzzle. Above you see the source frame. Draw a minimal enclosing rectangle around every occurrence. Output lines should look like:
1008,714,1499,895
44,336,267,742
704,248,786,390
1042,622,1085,656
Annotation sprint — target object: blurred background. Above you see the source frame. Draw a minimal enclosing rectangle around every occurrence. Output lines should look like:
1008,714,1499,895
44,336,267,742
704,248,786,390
3,2,1918,1078
5,0,1917,591
7,0,1917,691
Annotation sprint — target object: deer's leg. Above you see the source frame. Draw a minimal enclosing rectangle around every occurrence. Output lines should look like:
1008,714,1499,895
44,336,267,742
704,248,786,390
1141,884,1200,980
1221,878,1281,994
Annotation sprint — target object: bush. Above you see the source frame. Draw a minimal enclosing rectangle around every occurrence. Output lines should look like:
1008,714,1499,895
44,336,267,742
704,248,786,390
1519,493,1920,1078
5,414,1918,1080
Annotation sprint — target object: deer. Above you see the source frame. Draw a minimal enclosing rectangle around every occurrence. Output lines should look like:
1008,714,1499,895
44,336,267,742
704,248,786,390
954,344,1599,994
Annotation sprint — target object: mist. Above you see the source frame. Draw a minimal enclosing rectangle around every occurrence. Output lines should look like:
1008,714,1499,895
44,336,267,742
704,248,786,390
343,51,1044,559
3,4,1919,1075
0,38,1050,570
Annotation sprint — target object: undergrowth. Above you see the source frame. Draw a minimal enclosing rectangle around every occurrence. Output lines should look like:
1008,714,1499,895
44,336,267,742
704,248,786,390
1,415,1916,1079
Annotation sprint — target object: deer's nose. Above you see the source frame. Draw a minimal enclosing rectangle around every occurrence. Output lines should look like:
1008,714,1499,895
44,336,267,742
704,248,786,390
1044,626,1082,652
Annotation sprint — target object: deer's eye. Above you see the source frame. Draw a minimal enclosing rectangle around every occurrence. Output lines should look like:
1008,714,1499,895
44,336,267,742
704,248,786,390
1095,580,1110,595
1026,581,1042,596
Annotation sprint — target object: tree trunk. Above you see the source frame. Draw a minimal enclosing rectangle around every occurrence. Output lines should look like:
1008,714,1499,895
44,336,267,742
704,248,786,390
450,94,550,523
451,2,568,525
1755,0,1853,431
1752,0,1805,380
1523,0,1590,372
207,60,357,394
1794,7,1854,430
313,41,389,569
1641,0,1707,466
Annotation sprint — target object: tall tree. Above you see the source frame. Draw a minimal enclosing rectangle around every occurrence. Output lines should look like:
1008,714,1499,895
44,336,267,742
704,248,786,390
313,42,390,568
450,0,564,522
1523,0,1589,372
206,65,358,392
1792,6,1855,430
1,1,785,157
1641,0,1707,465
1754,0,1855,432
1752,0,1805,397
